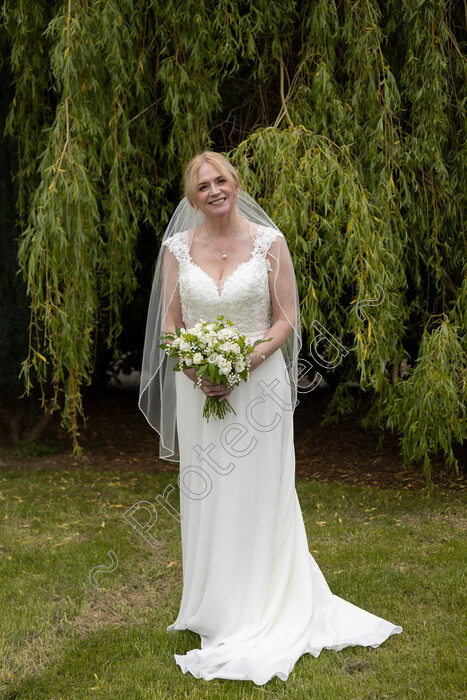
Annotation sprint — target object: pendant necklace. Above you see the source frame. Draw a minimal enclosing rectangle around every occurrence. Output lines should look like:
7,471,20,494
205,217,242,259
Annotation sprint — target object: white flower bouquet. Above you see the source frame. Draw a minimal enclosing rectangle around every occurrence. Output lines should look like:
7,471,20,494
159,315,270,421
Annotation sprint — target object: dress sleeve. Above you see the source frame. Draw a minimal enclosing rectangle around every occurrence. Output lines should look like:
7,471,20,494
253,226,284,272
163,230,190,262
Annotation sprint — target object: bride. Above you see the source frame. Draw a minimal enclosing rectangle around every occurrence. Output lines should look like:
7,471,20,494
139,151,402,685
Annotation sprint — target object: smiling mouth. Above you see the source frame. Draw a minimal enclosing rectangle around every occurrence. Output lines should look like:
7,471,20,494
209,197,227,205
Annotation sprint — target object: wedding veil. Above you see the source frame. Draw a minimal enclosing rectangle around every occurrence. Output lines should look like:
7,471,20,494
138,190,302,461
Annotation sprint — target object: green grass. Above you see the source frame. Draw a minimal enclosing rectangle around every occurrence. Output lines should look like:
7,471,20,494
0,465,465,699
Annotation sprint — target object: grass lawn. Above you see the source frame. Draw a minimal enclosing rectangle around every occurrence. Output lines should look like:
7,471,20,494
0,463,465,699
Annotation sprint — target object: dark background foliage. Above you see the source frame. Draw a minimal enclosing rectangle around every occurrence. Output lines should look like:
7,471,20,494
0,0,465,478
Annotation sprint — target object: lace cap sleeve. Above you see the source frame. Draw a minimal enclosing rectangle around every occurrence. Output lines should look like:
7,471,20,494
252,225,284,271
253,226,284,256
163,230,190,262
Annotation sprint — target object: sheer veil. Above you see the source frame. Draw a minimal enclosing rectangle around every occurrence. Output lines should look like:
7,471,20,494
138,190,302,461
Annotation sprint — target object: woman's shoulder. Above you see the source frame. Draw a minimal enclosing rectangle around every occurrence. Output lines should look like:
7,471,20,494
163,230,191,259
248,223,284,254
162,230,189,245
249,222,284,238
163,224,204,247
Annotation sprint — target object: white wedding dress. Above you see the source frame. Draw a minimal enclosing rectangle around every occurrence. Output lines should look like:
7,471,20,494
164,225,402,685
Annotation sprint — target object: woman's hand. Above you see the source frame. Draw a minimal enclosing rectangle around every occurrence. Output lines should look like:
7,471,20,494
199,378,232,401
183,367,232,401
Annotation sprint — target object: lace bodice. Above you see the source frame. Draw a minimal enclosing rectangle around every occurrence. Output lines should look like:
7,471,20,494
164,225,283,335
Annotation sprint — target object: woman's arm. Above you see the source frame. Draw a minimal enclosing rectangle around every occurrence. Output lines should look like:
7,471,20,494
162,248,184,334
162,248,193,379
249,234,297,372
163,249,196,383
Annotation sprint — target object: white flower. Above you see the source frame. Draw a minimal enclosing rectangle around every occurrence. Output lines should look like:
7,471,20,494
217,327,233,340
179,340,191,351
228,372,241,387
184,357,193,366
217,358,232,375
207,353,219,364
193,352,204,364
234,359,245,373
218,341,240,355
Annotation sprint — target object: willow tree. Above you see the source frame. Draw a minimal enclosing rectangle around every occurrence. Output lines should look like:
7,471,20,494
1,0,465,478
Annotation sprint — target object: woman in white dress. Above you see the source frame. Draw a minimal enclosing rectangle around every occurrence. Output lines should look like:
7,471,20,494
139,151,402,685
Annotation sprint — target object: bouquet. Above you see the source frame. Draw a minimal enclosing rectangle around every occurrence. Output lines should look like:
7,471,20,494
159,316,270,421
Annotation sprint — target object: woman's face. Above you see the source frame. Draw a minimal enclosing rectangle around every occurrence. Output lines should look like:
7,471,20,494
193,162,238,217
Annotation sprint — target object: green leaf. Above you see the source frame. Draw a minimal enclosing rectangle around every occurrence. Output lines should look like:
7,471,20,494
209,363,216,384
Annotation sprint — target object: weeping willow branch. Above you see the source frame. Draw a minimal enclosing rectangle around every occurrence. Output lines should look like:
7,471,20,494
275,58,294,128
2,0,465,478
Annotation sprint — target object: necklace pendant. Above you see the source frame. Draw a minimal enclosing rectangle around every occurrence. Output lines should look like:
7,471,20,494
222,253,227,259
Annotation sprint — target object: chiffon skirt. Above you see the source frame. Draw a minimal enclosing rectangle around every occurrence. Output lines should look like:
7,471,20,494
168,349,402,685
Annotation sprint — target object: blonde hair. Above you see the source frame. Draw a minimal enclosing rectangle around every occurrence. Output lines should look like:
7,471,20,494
184,151,241,207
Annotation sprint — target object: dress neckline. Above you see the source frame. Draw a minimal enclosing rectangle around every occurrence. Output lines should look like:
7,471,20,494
188,257,256,297
186,221,264,296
